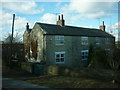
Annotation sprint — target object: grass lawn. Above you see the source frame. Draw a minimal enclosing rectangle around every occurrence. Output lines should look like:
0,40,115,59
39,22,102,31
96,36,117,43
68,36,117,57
2,64,120,88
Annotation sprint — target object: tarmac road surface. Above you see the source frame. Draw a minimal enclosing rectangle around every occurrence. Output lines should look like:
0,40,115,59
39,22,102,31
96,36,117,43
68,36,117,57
2,78,55,90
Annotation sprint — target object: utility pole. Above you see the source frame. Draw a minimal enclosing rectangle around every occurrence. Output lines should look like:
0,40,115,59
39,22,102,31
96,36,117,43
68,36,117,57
11,14,15,43
9,14,15,66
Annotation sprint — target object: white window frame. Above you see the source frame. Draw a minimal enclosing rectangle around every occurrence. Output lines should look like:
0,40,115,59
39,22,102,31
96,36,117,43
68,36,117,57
55,52,65,64
105,49,110,51
95,37,100,45
81,36,88,45
55,36,64,45
81,50,89,60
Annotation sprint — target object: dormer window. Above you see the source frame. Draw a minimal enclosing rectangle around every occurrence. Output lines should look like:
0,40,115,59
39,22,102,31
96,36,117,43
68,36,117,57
55,36,64,45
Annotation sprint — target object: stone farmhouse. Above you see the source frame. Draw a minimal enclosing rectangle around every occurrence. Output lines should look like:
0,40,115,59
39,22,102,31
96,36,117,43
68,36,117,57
23,14,115,67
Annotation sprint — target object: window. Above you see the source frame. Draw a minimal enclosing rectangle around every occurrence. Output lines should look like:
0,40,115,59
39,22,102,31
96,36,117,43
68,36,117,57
81,50,89,60
105,49,110,51
55,36,64,45
55,52,65,63
105,38,109,44
81,37,88,45
95,37,100,45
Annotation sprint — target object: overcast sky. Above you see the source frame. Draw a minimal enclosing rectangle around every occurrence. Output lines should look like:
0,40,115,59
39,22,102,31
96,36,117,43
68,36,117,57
1,0,119,41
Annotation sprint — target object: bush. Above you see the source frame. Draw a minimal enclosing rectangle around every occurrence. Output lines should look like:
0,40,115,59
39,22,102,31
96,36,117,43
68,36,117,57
88,46,109,69
109,48,120,70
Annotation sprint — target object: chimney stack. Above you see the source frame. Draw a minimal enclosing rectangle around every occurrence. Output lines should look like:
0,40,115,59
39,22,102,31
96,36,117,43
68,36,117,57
26,22,29,31
56,14,65,26
99,21,105,31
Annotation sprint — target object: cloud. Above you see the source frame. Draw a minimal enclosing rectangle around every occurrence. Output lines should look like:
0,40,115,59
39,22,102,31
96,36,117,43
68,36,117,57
14,16,28,32
0,10,28,30
0,10,28,41
2,2,44,14
107,22,120,30
106,22,120,41
2,0,119,2
0,28,3,31
1,0,17,2
114,22,120,29
40,13,56,24
56,2,62,7
0,10,12,26
61,0,115,24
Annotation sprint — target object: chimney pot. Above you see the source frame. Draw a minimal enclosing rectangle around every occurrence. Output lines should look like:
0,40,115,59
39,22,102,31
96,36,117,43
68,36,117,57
58,15,60,20
103,21,104,25
61,14,63,20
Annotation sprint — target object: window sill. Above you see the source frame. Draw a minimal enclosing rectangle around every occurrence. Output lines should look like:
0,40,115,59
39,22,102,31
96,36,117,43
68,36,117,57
55,44,64,45
81,59,88,61
55,62,65,64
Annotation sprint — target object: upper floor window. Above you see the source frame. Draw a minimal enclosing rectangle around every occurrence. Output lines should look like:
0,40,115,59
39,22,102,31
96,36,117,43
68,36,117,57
105,38,109,44
55,36,64,45
95,37,100,45
81,50,89,60
55,52,65,63
81,36,88,45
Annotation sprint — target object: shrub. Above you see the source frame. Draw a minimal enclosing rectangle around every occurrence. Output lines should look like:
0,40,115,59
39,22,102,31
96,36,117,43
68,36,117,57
109,48,120,70
88,46,109,69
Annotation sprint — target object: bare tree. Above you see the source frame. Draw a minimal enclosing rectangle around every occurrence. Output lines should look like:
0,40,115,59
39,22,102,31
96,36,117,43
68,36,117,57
3,32,23,43
109,48,120,70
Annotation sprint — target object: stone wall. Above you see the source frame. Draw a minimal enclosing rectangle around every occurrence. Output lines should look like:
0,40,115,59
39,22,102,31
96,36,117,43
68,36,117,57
45,35,115,67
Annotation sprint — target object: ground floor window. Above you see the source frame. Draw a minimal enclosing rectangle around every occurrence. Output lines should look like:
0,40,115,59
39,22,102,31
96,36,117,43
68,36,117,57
81,50,89,60
55,52,65,63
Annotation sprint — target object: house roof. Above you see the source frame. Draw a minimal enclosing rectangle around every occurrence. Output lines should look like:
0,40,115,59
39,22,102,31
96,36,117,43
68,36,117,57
36,22,114,38
27,29,32,33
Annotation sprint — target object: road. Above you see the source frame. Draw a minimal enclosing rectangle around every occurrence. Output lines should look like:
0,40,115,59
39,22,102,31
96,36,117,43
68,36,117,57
2,78,52,89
